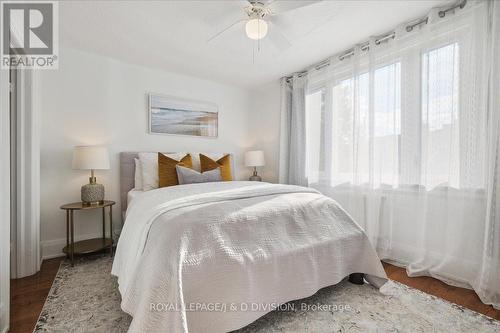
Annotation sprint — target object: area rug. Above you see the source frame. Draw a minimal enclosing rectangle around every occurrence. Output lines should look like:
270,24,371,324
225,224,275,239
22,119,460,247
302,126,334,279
34,255,500,332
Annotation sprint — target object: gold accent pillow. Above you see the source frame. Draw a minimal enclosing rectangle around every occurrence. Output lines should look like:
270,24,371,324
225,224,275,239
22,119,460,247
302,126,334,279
158,153,193,187
199,154,232,181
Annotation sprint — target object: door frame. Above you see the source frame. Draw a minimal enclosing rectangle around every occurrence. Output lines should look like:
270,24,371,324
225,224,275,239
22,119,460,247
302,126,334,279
0,61,11,333
10,67,17,279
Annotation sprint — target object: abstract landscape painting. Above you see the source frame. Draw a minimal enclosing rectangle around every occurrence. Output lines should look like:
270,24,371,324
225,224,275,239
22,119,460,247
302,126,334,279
149,94,218,137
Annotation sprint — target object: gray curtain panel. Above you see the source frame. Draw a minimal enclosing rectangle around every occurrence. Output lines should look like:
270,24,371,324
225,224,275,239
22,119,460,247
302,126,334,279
279,74,308,186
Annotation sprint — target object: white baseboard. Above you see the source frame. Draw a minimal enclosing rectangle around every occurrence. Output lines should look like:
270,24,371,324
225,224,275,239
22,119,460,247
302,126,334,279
41,229,120,260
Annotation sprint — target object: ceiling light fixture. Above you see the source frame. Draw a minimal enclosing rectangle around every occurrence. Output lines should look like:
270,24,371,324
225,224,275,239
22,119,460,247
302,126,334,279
245,18,268,40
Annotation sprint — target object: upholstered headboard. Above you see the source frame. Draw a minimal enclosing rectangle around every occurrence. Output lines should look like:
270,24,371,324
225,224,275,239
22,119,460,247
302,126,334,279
120,152,236,212
120,152,140,211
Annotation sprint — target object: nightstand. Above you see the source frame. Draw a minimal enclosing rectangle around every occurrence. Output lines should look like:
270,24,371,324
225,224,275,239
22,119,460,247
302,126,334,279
60,200,115,266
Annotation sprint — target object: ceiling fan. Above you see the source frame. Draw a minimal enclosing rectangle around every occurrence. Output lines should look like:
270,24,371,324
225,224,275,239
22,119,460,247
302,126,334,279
207,0,322,49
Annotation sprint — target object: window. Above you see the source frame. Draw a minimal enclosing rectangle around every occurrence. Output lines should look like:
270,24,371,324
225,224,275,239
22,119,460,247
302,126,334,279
305,42,464,190
330,73,369,186
305,89,324,184
373,62,401,187
421,43,459,188
328,63,401,187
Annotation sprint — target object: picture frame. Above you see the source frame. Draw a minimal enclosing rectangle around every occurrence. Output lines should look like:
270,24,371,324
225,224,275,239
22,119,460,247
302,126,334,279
148,93,219,138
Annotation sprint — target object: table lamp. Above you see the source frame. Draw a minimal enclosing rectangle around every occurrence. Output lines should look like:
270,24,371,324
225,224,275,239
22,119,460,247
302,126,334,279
72,146,110,205
245,150,265,181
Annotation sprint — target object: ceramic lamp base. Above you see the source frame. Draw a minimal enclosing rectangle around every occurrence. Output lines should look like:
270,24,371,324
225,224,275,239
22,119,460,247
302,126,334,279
249,175,262,181
81,183,105,205
249,167,262,181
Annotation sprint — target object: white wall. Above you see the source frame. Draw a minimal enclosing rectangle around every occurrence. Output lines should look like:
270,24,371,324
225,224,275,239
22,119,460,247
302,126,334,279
248,82,282,183
39,47,256,259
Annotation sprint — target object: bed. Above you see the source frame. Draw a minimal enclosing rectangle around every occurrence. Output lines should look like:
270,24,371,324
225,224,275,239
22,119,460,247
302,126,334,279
112,152,387,333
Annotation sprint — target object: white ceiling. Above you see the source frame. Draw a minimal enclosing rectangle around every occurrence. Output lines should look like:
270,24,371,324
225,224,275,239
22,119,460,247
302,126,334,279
60,0,452,88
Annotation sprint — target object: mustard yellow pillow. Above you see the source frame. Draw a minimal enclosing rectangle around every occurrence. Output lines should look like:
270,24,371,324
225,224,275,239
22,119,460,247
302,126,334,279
199,154,232,181
158,153,193,187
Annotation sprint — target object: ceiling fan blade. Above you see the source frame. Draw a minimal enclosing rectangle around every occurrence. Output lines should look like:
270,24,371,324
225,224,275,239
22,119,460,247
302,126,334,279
267,1,345,41
266,21,292,50
207,19,247,43
204,1,248,29
266,0,322,15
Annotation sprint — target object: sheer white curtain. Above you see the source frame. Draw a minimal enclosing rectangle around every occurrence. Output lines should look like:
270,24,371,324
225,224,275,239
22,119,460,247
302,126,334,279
477,0,500,310
280,0,500,308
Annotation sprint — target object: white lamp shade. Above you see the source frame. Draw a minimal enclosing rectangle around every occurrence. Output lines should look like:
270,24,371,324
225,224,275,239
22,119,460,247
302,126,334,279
245,150,265,167
72,146,110,170
245,18,268,40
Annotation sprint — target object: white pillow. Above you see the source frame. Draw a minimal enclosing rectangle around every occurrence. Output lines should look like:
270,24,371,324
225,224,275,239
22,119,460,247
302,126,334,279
134,158,143,190
138,152,187,191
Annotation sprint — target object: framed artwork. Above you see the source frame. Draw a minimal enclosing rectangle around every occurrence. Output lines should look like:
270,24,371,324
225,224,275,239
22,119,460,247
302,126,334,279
149,93,218,137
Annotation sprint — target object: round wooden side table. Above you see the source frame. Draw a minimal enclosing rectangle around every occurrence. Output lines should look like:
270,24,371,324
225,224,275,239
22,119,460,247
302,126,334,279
60,200,115,266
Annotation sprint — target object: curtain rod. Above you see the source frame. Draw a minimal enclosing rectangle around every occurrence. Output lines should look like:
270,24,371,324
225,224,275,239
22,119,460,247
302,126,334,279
284,0,467,82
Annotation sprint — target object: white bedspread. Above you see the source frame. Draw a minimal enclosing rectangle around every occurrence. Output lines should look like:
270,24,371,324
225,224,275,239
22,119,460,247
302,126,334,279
127,189,144,207
112,181,387,333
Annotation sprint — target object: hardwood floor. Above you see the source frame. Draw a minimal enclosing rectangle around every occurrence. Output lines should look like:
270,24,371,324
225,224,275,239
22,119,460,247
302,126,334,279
9,257,64,333
8,258,500,332
383,262,500,321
